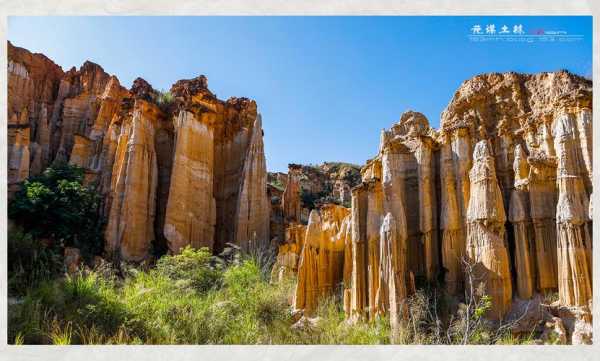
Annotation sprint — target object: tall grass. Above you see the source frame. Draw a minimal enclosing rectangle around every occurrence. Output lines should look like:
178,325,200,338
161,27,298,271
8,246,532,345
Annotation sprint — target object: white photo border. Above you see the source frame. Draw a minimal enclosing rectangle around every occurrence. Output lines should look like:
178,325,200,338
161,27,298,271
0,1,598,360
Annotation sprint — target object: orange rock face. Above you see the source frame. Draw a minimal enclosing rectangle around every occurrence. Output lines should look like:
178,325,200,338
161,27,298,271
294,205,350,315
466,140,512,319
271,223,306,283
7,42,64,196
104,98,162,261
164,108,216,253
8,43,593,331
8,44,270,261
282,164,303,223
233,114,270,250
280,71,592,332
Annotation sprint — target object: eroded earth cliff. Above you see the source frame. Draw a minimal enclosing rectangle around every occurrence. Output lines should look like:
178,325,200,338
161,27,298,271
272,71,593,343
7,43,593,344
8,41,270,260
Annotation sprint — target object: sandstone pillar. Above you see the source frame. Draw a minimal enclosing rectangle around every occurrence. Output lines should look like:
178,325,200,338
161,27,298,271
366,179,384,317
342,215,353,315
294,210,322,315
451,126,472,227
576,109,592,195
508,145,536,299
466,140,512,320
381,142,409,270
378,213,408,343
294,205,349,315
350,184,369,319
528,154,559,291
105,101,159,261
282,164,303,223
164,110,216,253
440,140,465,295
234,114,270,250
554,113,592,307
416,136,438,281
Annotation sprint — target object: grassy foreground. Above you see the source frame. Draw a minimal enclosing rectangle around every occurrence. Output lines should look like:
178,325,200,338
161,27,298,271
3,164,544,345
8,237,536,345
8,247,393,345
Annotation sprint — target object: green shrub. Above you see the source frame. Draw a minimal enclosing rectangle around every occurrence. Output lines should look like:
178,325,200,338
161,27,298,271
8,162,103,257
155,246,222,293
153,89,174,112
223,260,261,293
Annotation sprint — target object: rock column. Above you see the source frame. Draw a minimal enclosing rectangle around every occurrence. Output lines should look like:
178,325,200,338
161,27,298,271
416,136,438,281
350,184,369,319
379,213,408,343
528,155,559,291
554,114,593,307
508,145,536,299
282,165,303,223
366,179,384,317
105,101,159,261
466,140,512,320
294,210,322,315
164,110,216,253
233,114,270,250
440,140,465,295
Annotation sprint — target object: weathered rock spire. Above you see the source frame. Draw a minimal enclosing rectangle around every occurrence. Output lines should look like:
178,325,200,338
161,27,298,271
105,100,162,261
554,113,592,307
466,140,512,319
282,164,303,223
440,140,465,295
350,183,369,319
508,144,536,299
294,205,350,315
164,109,216,253
234,114,270,250
527,154,559,291
378,212,408,343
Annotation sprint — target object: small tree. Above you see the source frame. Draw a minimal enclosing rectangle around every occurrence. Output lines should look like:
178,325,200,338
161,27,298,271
8,162,104,256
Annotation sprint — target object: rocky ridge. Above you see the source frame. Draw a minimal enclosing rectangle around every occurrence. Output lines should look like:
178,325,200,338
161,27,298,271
7,41,271,260
272,71,593,343
6,43,593,344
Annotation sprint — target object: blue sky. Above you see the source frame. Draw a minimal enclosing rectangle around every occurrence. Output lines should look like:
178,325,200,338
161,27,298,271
8,16,592,172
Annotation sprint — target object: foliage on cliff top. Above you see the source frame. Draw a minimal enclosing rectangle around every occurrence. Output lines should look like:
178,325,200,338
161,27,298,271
268,178,285,192
152,89,174,112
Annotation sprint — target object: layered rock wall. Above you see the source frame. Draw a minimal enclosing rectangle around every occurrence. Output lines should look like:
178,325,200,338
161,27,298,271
286,71,592,328
7,44,593,328
7,42,270,260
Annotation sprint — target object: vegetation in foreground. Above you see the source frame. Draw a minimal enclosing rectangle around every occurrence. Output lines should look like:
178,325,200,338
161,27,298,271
7,163,533,345
8,246,391,345
8,243,534,345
